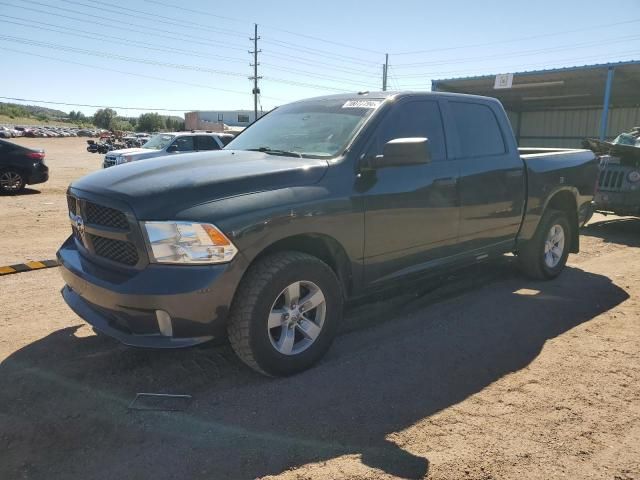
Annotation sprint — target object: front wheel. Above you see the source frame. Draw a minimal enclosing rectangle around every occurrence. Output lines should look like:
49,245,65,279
227,251,343,376
518,209,571,280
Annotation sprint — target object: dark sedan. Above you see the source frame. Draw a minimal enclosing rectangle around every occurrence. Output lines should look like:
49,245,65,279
0,139,49,194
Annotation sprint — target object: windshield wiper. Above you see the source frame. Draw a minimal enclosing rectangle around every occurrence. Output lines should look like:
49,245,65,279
246,147,302,158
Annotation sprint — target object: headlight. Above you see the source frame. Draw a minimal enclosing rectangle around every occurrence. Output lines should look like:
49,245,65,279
116,155,132,165
143,222,238,264
628,171,640,183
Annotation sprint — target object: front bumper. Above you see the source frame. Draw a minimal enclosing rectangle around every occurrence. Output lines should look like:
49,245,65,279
594,190,640,215
57,236,247,348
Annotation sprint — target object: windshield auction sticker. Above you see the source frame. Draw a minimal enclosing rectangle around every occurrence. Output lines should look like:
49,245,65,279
342,100,383,109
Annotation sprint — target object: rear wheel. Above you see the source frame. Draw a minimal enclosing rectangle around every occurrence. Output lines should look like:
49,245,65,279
0,169,25,194
227,251,343,376
518,209,571,280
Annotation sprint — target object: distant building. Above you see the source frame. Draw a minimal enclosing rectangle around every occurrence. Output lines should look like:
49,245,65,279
185,110,258,131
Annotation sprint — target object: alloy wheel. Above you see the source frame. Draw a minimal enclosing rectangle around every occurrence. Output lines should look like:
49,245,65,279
267,280,326,356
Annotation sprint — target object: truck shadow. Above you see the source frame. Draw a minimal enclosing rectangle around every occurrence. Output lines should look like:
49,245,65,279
0,262,629,480
582,216,640,247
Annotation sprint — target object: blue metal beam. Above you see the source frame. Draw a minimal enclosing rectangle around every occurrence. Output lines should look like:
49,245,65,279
599,67,615,141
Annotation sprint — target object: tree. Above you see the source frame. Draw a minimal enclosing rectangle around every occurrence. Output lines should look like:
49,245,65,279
164,117,185,131
136,112,164,132
93,108,117,129
69,110,87,122
111,119,134,131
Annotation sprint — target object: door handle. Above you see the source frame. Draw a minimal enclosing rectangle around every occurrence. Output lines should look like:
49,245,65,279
433,177,458,187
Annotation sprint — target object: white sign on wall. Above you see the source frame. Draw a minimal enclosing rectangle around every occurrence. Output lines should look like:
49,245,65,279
494,73,514,89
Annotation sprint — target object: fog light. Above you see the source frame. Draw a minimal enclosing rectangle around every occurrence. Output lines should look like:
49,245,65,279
155,310,173,337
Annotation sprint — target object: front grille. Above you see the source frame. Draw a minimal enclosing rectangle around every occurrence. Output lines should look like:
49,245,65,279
598,168,625,191
67,195,142,267
89,235,139,266
85,202,129,230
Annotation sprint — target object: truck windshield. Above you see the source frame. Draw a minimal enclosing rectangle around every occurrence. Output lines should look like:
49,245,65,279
226,98,382,158
142,134,175,150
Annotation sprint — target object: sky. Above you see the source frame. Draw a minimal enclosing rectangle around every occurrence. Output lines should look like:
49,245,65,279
1,0,639,118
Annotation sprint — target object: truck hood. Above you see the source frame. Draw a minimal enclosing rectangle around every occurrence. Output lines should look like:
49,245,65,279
106,148,152,156
71,150,329,218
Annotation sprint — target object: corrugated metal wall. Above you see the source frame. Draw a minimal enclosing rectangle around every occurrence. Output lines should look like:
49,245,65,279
507,107,640,148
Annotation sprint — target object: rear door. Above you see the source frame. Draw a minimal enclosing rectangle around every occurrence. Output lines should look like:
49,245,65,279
360,99,461,285
196,135,222,151
448,100,525,252
170,136,195,153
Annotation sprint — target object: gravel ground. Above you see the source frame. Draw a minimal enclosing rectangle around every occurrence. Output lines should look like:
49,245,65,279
0,137,639,479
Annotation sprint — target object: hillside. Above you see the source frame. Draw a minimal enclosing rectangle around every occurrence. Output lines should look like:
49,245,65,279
0,102,67,119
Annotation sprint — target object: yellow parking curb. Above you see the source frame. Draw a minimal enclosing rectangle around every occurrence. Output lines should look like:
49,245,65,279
0,259,59,276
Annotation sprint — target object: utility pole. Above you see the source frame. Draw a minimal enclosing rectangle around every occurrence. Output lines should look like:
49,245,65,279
382,53,389,91
249,23,262,121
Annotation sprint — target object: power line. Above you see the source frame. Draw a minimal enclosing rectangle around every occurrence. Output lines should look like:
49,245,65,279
0,2,382,76
0,35,356,93
0,15,378,86
59,0,249,40
143,0,384,55
261,51,380,77
6,0,380,67
0,15,248,65
260,38,380,67
1,46,286,102
392,51,640,87
392,33,640,70
0,96,199,112
391,17,640,55
1,0,250,52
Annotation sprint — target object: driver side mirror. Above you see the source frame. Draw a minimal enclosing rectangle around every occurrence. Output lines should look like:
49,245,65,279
366,137,431,169
167,144,178,153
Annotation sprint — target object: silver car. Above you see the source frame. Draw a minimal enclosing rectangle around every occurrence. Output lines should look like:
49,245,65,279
103,132,227,168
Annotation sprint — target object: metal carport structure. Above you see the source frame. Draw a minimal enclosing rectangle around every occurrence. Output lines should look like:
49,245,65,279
431,60,640,148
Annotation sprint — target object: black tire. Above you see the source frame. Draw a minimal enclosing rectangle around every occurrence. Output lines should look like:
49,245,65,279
0,169,26,194
518,209,571,280
227,251,343,376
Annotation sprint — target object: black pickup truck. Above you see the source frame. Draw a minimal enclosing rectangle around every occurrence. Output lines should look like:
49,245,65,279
57,92,598,376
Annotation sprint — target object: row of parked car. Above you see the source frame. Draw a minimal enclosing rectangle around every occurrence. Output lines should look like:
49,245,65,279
0,125,106,138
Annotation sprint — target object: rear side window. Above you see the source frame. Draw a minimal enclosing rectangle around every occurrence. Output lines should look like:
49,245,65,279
196,136,220,150
172,136,194,152
450,102,506,157
374,100,446,161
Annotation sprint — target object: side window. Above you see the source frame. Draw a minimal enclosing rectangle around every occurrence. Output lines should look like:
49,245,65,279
450,102,506,157
217,113,224,122
171,136,194,152
196,136,220,150
238,114,250,123
374,100,446,161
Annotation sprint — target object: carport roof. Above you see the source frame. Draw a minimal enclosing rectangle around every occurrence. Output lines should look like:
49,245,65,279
431,60,640,111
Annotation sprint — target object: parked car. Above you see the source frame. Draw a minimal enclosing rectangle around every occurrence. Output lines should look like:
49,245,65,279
0,127,13,138
57,92,598,376
102,132,226,168
0,139,48,194
584,128,640,217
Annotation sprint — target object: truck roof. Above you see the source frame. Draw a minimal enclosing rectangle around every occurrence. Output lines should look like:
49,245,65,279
291,91,502,105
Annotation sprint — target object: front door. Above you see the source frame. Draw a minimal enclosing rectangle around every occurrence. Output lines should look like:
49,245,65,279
359,99,460,286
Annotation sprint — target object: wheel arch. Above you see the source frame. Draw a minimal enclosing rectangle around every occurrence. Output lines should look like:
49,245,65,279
543,188,580,253
246,233,353,299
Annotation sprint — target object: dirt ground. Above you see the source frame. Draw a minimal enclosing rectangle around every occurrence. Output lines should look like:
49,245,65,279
0,137,639,480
